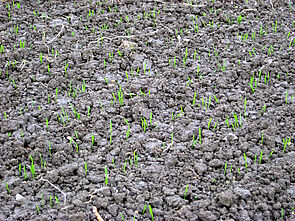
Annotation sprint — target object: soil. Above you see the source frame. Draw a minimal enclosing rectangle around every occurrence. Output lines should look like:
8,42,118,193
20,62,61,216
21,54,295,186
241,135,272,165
0,0,295,220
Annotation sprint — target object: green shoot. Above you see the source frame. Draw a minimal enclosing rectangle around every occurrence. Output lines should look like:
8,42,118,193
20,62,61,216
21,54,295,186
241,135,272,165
149,205,154,221
49,141,51,157
50,195,53,208
224,162,227,176
123,159,127,175
244,153,247,171
85,162,87,176
91,133,95,150
30,156,36,179
39,52,42,64
4,181,10,194
41,193,44,208
184,184,188,199
259,149,263,164
283,137,291,153
269,150,274,158
192,91,197,106
142,204,147,214
208,118,212,130
199,128,201,144
110,119,112,145
124,118,130,140
105,166,108,186
55,195,59,206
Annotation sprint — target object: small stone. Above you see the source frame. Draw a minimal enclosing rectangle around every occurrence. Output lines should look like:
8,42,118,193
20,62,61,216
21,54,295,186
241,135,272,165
108,204,118,216
209,159,223,168
223,133,238,141
234,187,251,199
194,163,207,175
95,197,108,209
198,210,217,221
16,194,24,201
72,199,83,208
69,212,84,221
218,190,233,207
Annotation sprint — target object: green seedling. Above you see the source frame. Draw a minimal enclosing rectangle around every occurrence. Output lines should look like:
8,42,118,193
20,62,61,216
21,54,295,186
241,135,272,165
261,132,264,145
55,87,58,102
225,116,229,128
55,195,59,206
208,118,212,130
49,141,51,157
50,195,53,207
110,119,112,145
105,166,108,186
19,163,21,176
259,149,263,164
184,185,188,199
213,121,218,132
120,213,125,221
65,61,69,77
124,118,130,140
40,154,46,167
112,157,115,168
84,162,87,176
0,44,4,54
286,90,288,104
23,165,27,180
269,150,274,158
30,156,36,179
224,162,227,176
41,193,44,208
4,181,10,194
39,52,42,64
134,151,139,167
260,105,266,115
91,133,95,150
149,205,154,221
142,204,147,214
123,159,127,175
244,153,247,171
199,128,201,144
117,85,124,106
14,25,18,35
283,137,291,153
192,133,198,148
36,205,40,215
149,112,153,126
141,117,147,132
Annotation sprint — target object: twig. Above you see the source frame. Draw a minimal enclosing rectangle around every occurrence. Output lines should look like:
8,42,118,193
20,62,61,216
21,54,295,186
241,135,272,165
270,0,275,11
92,206,105,221
43,31,50,55
162,143,173,153
241,8,258,14
47,25,64,44
18,60,30,71
88,30,159,47
39,177,67,206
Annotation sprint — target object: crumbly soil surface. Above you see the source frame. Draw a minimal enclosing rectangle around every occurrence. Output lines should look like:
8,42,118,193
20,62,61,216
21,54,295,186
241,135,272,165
0,0,295,220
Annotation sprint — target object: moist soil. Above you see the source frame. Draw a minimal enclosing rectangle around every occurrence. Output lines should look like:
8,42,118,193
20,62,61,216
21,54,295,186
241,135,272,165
0,0,295,220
